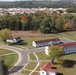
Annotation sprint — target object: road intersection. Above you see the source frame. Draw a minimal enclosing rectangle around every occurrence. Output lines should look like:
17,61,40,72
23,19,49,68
0,38,74,75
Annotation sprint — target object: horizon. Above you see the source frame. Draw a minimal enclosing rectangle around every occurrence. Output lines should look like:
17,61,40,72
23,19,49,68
0,0,60,2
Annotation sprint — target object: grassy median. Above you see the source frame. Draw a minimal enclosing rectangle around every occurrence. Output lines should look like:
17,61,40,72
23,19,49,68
0,49,19,69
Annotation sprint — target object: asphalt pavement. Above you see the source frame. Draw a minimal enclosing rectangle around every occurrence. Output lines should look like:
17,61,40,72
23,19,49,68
0,46,44,75
0,38,74,75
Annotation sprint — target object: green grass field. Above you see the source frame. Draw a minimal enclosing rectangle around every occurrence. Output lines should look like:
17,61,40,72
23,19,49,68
0,49,19,69
29,53,37,60
35,51,47,60
25,62,37,70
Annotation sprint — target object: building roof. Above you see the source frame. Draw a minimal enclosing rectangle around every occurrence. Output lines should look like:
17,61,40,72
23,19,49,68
40,63,56,73
7,37,21,40
34,38,60,44
56,42,76,48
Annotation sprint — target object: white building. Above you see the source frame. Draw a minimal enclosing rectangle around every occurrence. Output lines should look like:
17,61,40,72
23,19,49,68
45,42,76,55
32,38,60,47
7,37,21,43
40,63,57,75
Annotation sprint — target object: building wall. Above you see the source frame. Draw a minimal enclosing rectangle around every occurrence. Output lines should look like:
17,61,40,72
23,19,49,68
64,46,76,54
45,45,76,55
47,72,56,75
40,70,56,75
32,41,36,47
32,40,60,47
45,46,49,55
40,70,47,75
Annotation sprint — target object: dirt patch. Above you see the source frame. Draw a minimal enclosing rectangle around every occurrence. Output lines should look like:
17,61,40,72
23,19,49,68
11,31,57,38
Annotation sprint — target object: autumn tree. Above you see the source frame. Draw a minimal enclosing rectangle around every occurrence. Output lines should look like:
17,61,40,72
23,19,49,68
0,29,12,44
20,15,27,23
48,45,63,64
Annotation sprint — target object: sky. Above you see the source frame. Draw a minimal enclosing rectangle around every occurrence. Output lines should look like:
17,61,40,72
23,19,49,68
0,0,60,2
0,0,20,1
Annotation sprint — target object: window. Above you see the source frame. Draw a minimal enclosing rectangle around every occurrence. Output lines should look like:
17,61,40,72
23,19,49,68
42,72,44,74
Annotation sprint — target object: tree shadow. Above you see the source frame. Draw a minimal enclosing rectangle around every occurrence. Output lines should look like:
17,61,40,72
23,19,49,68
9,66,23,74
3,64,9,75
56,72,63,75
62,59,76,68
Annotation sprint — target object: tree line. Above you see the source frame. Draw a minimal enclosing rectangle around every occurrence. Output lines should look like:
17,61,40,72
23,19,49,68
0,12,76,33
0,1,76,8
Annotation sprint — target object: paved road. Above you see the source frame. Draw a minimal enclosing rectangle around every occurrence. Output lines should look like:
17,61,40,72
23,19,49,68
0,45,44,75
0,38,74,75
60,38,75,43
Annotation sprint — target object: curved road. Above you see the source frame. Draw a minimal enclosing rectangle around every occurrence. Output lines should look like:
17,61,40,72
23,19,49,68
0,38,74,75
0,45,44,75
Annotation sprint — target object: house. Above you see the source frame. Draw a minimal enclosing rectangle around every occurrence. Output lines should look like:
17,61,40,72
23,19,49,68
45,42,76,55
32,38,60,47
7,37,21,43
40,63,57,75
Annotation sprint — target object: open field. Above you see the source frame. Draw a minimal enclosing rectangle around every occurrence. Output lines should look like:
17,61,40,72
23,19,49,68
70,13,76,16
0,49,19,69
10,31,76,50
1,31,76,50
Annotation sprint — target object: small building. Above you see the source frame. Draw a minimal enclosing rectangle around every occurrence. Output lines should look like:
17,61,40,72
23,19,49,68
32,38,60,47
7,37,21,43
45,42,76,55
40,63,57,75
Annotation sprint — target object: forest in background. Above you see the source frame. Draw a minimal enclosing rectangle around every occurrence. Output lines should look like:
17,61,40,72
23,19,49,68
0,1,76,8
0,12,76,34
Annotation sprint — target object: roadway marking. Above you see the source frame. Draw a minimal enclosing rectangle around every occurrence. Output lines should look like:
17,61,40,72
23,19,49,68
29,53,39,75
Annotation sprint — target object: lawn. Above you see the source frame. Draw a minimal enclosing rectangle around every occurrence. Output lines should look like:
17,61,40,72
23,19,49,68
0,49,14,54
21,70,31,75
35,51,48,60
31,72,39,75
0,49,19,69
25,62,37,70
29,53,37,60
24,62,37,75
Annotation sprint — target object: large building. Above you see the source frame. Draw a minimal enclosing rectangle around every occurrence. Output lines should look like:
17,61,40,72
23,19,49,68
40,63,57,75
45,42,76,55
32,38,60,47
